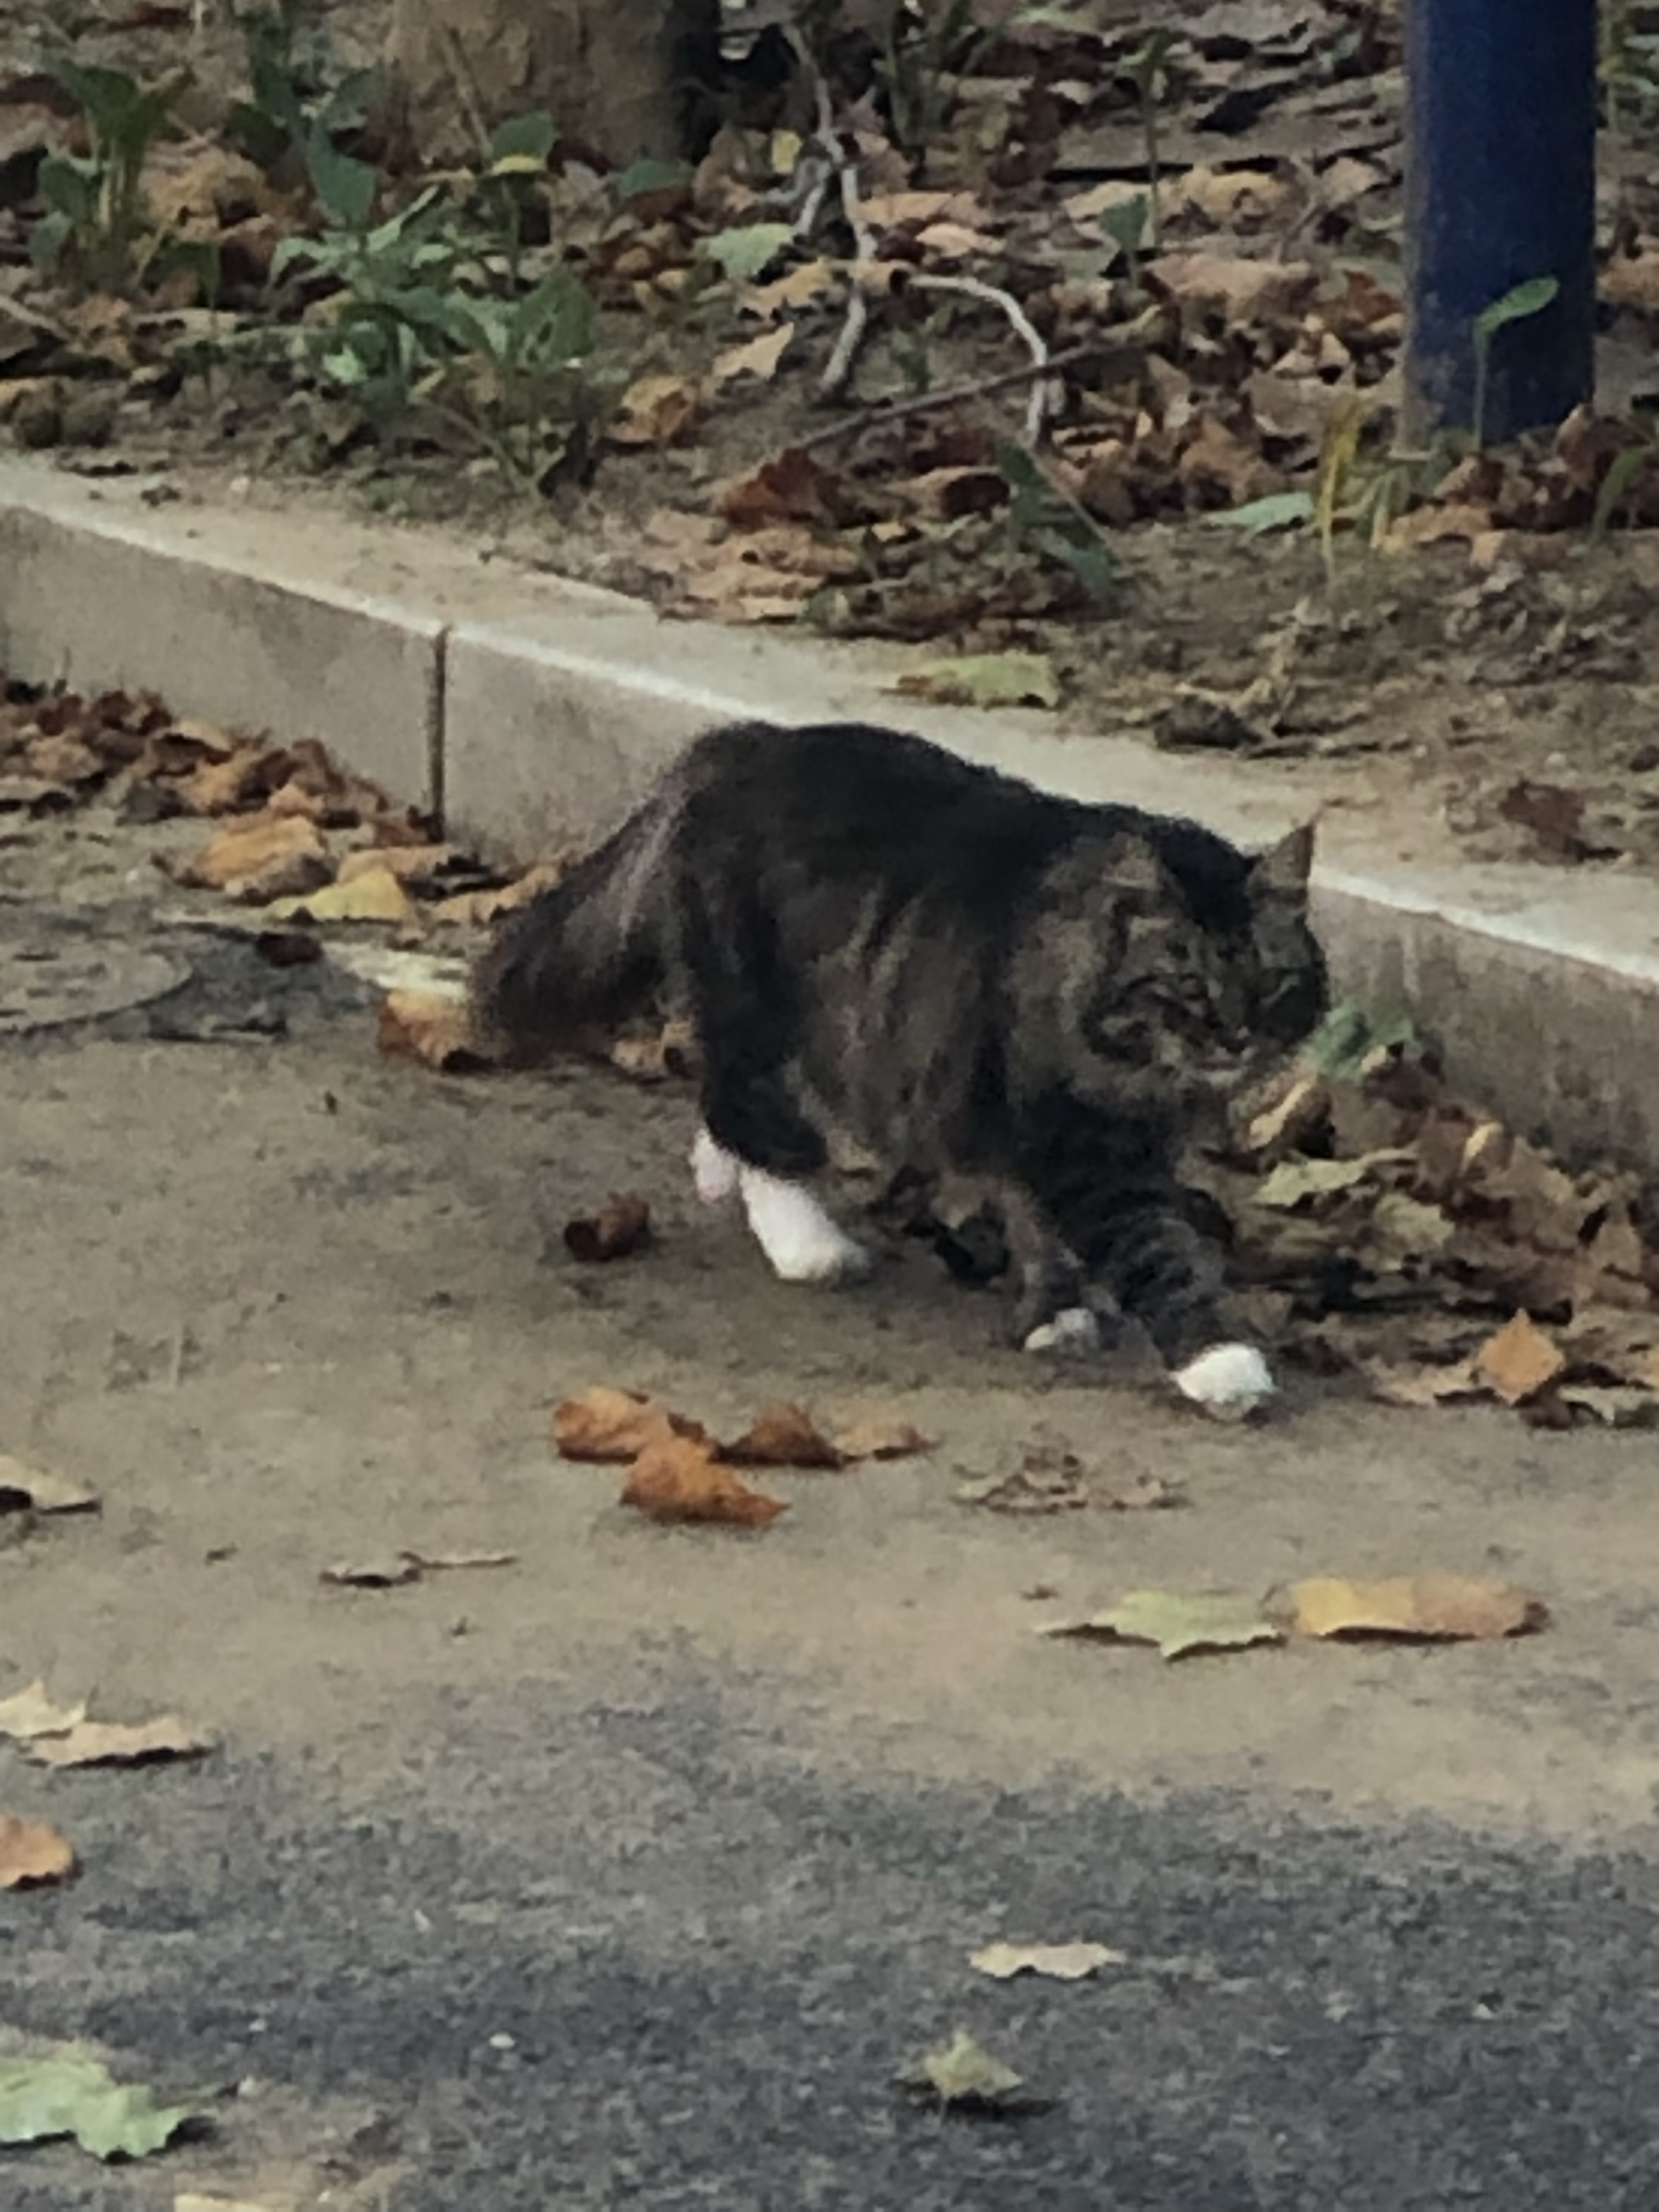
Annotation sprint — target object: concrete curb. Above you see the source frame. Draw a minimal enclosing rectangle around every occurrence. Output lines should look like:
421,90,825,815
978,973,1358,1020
4,457,1657,1173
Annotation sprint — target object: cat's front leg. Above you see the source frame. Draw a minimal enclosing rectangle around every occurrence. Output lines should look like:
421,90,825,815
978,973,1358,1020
1105,1205,1274,1419
996,1184,1125,1356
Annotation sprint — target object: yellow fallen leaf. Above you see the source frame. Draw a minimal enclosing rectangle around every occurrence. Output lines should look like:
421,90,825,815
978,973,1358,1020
1274,1574,1548,1642
1472,1311,1565,1405
266,866,416,925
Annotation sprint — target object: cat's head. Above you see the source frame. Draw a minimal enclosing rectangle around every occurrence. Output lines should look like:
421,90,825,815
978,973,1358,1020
1087,818,1326,1102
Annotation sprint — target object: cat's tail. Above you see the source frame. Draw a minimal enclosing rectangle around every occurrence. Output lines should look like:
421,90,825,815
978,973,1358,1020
472,788,679,1064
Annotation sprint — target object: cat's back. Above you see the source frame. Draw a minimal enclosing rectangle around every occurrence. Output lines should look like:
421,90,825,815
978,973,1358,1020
678,720,1081,894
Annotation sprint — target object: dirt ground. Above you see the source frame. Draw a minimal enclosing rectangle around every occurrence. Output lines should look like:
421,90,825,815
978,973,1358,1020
7,791,1659,2206
9,0,1659,882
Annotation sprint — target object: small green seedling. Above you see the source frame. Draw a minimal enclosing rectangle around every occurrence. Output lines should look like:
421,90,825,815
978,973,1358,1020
1470,274,1559,452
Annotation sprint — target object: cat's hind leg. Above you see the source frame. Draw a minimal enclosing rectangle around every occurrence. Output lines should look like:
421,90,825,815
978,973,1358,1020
696,1079,869,1284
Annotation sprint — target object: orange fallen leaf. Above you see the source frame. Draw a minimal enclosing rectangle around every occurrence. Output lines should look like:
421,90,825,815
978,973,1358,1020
167,811,331,900
1472,1312,1565,1406
0,1813,77,1889
721,1402,844,1468
621,1434,787,1528
29,1716,213,1768
376,989,490,1072
563,1192,652,1262
1273,1574,1548,1642
553,1386,708,1462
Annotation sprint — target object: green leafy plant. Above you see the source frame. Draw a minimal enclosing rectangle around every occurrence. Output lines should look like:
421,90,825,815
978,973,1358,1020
272,156,602,491
1470,274,1559,451
227,0,379,175
30,60,182,291
1099,191,1150,286
996,437,1119,606
1121,28,1185,251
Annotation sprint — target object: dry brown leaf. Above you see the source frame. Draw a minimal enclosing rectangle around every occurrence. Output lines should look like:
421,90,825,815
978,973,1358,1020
957,1452,1088,1513
712,325,795,385
742,259,837,315
30,1716,213,1768
563,1192,652,1263
376,989,489,1072
1362,1359,1482,1408
1601,244,1659,313
432,860,567,928
0,1680,87,1741
1101,1471,1186,1511
266,866,416,926
611,373,703,448
620,1434,787,1528
1145,250,1318,324
0,1453,99,1514
1274,1574,1548,1642
720,447,867,530
338,843,456,888
167,812,331,901
553,1386,708,1462
1472,1312,1565,1405
170,744,272,816
0,1813,77,1889
829,1418,935,1461
720,1403,844,1468
24,732,104,786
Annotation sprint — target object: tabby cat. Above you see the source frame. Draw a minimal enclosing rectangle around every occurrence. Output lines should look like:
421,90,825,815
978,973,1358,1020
475,720,1325,1415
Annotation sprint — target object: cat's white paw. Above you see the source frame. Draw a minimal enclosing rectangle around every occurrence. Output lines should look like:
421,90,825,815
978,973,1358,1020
1022,1306,1102,1357
1172,1341,1276,1420
690,1125,741,1207
738,1166,870,1284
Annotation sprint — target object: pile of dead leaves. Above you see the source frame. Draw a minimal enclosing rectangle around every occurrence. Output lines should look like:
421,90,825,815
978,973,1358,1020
553,1385,932,1528
1208,1015,1659,1424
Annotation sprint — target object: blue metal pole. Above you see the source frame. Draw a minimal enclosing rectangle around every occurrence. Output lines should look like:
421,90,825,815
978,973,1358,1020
1404,0,1598,442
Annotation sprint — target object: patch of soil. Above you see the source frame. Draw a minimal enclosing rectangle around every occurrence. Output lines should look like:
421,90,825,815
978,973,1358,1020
7,0,1659,873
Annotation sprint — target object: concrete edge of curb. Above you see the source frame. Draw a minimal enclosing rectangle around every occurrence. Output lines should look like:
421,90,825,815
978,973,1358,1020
3,458,1657,1175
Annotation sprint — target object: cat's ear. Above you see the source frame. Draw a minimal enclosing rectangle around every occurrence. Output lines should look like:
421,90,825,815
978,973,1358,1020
1249,821,1315,898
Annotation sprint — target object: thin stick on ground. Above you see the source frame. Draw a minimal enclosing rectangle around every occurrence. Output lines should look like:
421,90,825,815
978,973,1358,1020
789,45,879,401
910,273,1055,443
797,341,1108,452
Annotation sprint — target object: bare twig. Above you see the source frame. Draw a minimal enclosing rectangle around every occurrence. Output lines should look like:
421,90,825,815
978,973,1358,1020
797,340,1107,452
789,47,879,401
910,272,1054,442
